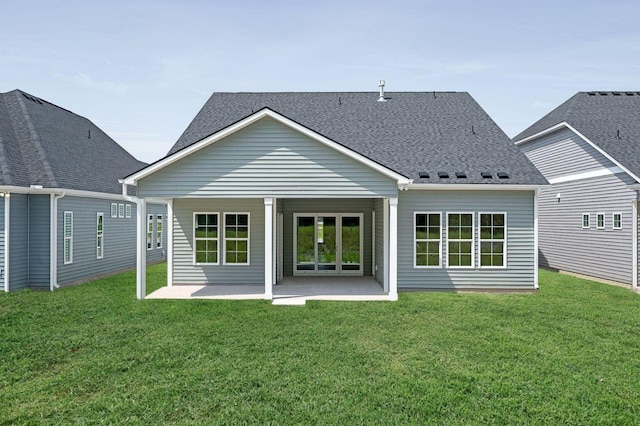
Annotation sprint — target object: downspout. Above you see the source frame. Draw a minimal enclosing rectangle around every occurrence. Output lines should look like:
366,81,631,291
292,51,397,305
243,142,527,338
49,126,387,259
50,192,65,290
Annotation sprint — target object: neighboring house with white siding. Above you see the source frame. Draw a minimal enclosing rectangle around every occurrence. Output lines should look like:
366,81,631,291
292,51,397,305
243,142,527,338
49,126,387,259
123,88,547,300
514,91,640,290
0,89,166,292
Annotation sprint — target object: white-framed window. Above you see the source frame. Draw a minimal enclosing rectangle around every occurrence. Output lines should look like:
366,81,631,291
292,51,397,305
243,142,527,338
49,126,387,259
597,213,605,229
118,203,125,218
194,213,219,264
110,203,117,218
156,214,163,248
96,212,104,259
224,213,250,265
125,204,131,218
613,213,622,230
147,214,153,250
414,212,442,268
447,212,474,268
64,211,73,264
479,212,506,268
582,213,590,229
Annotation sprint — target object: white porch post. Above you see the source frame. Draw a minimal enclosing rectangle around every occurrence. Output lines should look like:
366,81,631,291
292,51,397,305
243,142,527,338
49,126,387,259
167,199,174,287
264,197,274,299
633,199,638,291
383,198,389,292
136,199,147,300
534,189,539,290
388,197,398,301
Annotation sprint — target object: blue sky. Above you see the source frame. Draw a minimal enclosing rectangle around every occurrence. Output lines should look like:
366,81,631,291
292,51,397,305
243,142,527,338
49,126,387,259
1,0,639,163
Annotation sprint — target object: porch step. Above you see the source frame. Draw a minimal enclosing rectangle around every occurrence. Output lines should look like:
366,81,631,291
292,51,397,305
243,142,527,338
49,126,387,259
272,297,307,306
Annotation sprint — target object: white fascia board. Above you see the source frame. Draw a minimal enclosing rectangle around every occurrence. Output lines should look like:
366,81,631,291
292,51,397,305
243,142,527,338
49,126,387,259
123,109,410,186
0,186,129,200
548,166,624,185
408,184,545,191
515,121,640,184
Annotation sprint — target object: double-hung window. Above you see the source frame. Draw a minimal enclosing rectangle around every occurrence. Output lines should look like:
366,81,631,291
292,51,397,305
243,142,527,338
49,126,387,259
64,211,73,264
597,213,605,229
224,213,249,265
414,213,441,267
96,213,104,259
147,214,153,250
156,214,163,248
118,203,125,218
125,204,132,218
613,213,622,230
111,203,118,218
447,213,474,268
194,213,219,264
582,213,590,228
479,213,506,268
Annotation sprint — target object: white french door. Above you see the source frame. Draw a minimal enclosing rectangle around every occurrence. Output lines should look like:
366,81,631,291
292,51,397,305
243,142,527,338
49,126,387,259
293,213,363,275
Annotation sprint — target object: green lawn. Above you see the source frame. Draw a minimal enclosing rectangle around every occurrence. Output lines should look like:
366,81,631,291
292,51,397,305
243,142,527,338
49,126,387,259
1,266,639,424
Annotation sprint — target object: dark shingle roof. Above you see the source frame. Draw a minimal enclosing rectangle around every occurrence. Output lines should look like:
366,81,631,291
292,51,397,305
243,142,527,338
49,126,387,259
0,90,146,194
514,91,640,179
168,92,546,185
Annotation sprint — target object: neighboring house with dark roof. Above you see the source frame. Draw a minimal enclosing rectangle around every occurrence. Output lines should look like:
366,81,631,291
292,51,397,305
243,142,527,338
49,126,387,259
0,89,166,292
123,88,547,301
514,91,640,290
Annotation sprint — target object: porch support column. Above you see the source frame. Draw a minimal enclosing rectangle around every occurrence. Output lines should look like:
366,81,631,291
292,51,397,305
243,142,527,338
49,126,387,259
136,199,147,300
633,198,638,291
167,199,174,287
388,197,398,301
264,197,274,300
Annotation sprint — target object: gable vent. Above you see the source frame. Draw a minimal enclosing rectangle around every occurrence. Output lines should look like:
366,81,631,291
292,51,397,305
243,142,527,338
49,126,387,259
481,172,492,179
455,172,467,178
497,172,509,179
438,171,449,179
419,172,430,179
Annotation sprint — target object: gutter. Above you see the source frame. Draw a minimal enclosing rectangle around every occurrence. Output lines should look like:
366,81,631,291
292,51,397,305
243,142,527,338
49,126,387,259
50,192,65,290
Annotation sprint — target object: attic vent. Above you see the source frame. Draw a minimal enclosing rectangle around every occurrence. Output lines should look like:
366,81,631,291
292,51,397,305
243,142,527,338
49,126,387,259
419,172,430,179
497,172,509,179
22,93,43,105
377,80,387,102
588,92,596,96
613,92,621,96
598,92,608,96
455,172,467,178
626,92,636,96
438,171,449,179
481,172,493,179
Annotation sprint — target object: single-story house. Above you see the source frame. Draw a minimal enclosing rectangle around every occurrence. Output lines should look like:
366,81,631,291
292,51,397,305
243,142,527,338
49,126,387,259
514,91,640,290
123,86,547,300
0,89,166,291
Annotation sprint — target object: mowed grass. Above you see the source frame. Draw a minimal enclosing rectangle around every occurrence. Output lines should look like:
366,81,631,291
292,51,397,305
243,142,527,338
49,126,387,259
1,266,639,424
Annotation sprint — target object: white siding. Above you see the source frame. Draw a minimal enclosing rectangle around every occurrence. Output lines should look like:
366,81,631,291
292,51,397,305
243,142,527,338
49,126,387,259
138,117,398,198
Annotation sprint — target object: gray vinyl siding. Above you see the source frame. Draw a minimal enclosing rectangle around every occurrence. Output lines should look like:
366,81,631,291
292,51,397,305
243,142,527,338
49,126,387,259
172,198,264,285
398,190,536,290
282,199,373,277
57,197,166,286
28,195,50,288
0,200,4,291
138,117,398,198
9,194,28,290
373,198,384,285
519,127,618,179
537,174,636,284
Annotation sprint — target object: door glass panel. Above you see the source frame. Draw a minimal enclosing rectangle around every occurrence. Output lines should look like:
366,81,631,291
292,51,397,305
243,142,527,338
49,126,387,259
296,217,315,270
341,216,360,271
317,216,336,270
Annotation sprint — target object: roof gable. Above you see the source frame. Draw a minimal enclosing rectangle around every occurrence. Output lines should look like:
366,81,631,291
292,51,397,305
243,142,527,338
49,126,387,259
163,92,546,186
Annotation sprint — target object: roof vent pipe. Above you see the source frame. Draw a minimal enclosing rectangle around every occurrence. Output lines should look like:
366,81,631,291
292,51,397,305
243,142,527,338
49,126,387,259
378,80,387,102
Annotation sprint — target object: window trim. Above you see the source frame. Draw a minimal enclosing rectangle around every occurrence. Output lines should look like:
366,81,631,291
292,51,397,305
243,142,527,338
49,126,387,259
63,211,73,264
156,214,163,249
446,212,475,269
413,212,442,268
147,214,153,250
110,203,117,218
582,213,590,229
223,212,250,266
193,212,220,265
96,212,104,259
125,204,132,219
613,212,622,230
596,212,605,229
478,212,507,269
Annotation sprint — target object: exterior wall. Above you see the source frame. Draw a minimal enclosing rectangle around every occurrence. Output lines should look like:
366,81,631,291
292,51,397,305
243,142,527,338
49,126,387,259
57,197,166,286
9,194,28,290
373,198,384,285
282,199,374,277
536,175,635,284
28,195,51,288
521,128,637,285
519,127,619,178
397,190,536,290
0,199,4,291
172,198,264,285
137,117,398,198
